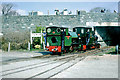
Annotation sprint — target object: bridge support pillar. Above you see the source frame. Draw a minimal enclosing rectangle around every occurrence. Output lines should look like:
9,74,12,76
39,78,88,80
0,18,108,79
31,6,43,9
95,31,107,47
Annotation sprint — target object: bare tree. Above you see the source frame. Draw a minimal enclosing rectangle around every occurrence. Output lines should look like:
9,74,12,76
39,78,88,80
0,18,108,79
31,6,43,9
0,4,2,15
8,10,20,16
1,3,19,16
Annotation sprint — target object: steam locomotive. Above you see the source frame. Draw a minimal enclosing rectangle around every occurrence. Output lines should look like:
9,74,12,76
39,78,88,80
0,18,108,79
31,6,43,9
45,26,100,55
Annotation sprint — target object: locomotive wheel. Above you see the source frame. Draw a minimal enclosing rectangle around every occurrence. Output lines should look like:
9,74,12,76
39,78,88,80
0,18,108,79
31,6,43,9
70,46,73,52
64,47,70,53
58,52,62,56
51,52,55,55
64,49,67,53
96,44,100,48
83,50,86,52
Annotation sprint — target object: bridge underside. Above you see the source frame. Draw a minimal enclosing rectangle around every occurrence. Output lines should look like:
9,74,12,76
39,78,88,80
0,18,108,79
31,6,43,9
94,26,120,46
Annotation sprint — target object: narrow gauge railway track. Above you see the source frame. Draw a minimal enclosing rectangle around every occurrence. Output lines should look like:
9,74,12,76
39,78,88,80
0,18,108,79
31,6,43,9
25,46,113,79
26,56,85,80
2,54,52,65
2,60,57,73
2,46,112,65
2,46,113,79
2,54,82,76
2,60,59,76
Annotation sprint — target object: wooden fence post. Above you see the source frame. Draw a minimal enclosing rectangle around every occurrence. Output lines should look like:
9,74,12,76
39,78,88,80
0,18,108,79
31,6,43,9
8,42,10,52
28,42,30,51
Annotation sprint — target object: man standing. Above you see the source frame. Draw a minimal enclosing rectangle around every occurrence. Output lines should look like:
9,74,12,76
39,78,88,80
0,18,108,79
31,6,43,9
43,30,47,46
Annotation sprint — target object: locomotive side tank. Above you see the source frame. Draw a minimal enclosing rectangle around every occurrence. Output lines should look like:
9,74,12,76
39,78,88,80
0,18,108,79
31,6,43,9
68,31,79,52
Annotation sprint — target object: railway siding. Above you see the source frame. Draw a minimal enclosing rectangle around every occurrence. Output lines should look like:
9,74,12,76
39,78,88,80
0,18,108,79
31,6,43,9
1,46,117,79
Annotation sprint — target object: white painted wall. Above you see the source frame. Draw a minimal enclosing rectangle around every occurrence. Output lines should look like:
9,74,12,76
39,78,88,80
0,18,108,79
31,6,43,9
86,22,119,26
37,11,43,15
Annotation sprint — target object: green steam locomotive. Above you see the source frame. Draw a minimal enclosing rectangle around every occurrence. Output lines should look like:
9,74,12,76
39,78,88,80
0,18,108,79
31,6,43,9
45,26,100,55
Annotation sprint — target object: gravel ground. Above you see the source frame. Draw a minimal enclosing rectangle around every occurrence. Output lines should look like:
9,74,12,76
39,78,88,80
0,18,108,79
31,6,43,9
0,51,51,62
52,54,118,78
0,50,119,79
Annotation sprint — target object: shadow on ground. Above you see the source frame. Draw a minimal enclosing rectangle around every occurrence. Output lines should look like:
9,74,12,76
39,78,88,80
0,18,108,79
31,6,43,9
107,52,119,55
36,51,52,55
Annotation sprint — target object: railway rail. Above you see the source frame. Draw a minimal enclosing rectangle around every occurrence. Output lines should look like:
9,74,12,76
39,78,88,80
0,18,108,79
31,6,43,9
2,46,113,79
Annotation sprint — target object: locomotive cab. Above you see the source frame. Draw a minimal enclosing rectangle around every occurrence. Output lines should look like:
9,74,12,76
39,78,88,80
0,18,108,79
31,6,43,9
85,27,100,49
73,27,87,51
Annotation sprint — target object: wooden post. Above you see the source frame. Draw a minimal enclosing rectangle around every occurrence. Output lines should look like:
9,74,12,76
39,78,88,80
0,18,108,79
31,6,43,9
30,30,33,50
116,45,118,54
28,41,30,51
43,42,45,49
41,28,42,44
30,30,32,44
8,42,10,52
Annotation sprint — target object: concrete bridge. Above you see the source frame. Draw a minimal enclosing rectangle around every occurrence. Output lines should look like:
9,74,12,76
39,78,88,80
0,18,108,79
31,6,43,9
91,22,120,47
95,26,120,46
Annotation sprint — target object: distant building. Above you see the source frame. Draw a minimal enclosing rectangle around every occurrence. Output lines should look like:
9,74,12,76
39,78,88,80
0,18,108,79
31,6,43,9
55,8,72,15
76,10,80,15
76,10,86,15
55,9,60,15
114,10,117,13
68,11,72,15
29,11,43,16
86,22,119,26
63,8,68,15
48,10,49,15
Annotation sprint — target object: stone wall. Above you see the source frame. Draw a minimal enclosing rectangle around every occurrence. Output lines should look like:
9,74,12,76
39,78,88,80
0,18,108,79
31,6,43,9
2,12,118,33
1,12,119,48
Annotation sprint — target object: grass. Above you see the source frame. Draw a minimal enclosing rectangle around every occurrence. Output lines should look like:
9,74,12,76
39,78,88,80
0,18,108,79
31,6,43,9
2,48,45,53
94,47,116,56
30,48,45,52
